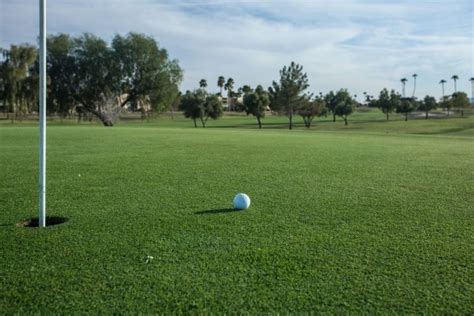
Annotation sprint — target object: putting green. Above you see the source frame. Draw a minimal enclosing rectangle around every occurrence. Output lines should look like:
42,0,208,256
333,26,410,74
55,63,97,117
1,114,473,313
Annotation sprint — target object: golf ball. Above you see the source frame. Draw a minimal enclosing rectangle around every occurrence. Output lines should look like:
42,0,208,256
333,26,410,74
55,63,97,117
233,193,251,210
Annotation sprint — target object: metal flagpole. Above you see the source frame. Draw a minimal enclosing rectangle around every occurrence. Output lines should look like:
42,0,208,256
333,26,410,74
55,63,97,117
39,0,47,227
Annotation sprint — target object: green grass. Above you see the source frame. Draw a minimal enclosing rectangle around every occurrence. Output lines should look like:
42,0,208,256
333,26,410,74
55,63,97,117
1,113,473,313
3,107,474,137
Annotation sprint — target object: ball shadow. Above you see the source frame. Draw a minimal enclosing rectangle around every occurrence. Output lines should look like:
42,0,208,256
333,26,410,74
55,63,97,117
194,208,240,215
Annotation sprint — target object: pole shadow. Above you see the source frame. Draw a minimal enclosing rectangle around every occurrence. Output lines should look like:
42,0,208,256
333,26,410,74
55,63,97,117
194,208,240,215
16,216,68,227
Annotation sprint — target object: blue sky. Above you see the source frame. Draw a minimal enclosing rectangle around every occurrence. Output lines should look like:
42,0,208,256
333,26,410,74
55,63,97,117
1,0,473,99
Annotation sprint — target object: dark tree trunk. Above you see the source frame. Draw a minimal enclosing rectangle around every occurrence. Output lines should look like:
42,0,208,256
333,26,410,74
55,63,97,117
289,112,293,130
78,99,117,126
85,107,114,126
461,110,464,117
193,118,197,128
386,112,389,120
97,112,114,126
425,111,429,119
200,116,207,128
405,113,408,121
333,113,336,122
257,116,262,129
344,117,348,125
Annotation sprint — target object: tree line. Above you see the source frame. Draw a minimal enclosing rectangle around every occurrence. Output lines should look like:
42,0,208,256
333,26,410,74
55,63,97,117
181,62,353,129
180,62,471,129
1,33,471,128
0,33,183,126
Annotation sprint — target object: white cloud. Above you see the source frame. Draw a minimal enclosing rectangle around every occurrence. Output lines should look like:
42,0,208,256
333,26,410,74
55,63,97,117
1,0,472,99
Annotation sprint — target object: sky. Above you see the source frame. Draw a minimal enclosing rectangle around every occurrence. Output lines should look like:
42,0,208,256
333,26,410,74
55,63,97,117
1,0,473,100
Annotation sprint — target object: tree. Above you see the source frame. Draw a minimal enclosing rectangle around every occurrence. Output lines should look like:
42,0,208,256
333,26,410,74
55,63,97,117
179,89,223,127
451,92,470,116
440,96,453,116
400,78,408,97
333,89,355,125
148,57,182,114
67,33,119,126
112,33,182,112
375,88,400,121
412,73,418,98
269,62,310,130
451,75,459,92
47,34,76,118
0,44,37,121
217,76,225,96
224,77,234,110
298,96,326,128
46,32,183,126
180,89,204,128
241,85,252,96
439,79,447,98
199,79,207,90
243,85,270,129
324,91,338,122
418,95,437,119
397,98,415,121
199,94,222,127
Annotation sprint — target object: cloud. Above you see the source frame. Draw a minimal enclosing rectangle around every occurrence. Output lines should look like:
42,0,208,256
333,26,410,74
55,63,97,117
1,0,472,99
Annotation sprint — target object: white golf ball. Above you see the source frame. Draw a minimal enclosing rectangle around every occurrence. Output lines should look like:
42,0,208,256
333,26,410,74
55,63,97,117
233,193,251,210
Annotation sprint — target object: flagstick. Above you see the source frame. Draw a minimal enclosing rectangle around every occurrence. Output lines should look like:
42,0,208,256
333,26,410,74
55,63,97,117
39,0,47,227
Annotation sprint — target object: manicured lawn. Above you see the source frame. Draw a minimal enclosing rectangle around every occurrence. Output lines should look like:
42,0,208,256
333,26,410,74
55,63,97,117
0,113,473,313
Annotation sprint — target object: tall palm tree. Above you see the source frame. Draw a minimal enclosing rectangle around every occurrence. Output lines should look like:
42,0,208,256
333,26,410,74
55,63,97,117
224,78,234,110
199,79,207,90
451,75,459,92
439,79,447,98
400,78,408,97
224,77,234,92
412,73,418,98
217,76,225,96
242,85,252,95
469,77,474,103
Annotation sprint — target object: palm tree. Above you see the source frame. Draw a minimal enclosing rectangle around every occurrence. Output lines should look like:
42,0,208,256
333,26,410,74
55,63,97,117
439,79,447,98
224,78,234,110
224,77,234,92
217,76,225,96
400,78,408,97
412,73,418,98
242,85,252,95
451,75,459,92
199,79,207,90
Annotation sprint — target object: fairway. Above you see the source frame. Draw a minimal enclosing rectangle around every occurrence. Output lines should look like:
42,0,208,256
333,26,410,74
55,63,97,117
1,117,473,313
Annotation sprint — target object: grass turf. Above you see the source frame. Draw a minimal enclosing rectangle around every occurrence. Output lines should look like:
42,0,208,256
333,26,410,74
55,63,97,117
1,113,473,313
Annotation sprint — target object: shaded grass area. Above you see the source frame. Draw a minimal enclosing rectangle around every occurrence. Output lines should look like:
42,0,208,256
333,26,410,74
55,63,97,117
2,108,474,138
0,122,473,313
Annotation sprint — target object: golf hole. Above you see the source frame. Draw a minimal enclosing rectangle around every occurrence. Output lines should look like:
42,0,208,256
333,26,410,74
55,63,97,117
17,216,68,228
